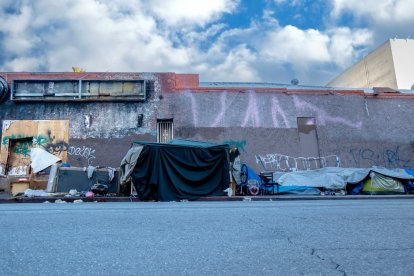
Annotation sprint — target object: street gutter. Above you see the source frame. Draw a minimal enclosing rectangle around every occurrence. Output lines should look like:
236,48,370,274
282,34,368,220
1,194,414,203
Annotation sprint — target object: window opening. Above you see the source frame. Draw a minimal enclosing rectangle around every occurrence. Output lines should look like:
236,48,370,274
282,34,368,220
157,119,174,143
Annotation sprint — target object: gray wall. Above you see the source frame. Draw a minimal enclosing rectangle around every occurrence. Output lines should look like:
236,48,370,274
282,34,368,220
167,91,414,171
1,75,413,172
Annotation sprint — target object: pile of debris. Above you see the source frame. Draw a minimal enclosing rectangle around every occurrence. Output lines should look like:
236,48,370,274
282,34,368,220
0,147,121,200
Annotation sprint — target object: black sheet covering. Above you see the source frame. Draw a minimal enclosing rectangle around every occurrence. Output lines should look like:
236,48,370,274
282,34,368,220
131,140,230,201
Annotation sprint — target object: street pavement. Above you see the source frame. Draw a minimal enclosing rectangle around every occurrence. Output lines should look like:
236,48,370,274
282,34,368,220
1,199,414,275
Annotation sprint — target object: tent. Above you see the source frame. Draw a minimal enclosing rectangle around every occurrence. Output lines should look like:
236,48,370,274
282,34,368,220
361,172,405,194
127,139,230,201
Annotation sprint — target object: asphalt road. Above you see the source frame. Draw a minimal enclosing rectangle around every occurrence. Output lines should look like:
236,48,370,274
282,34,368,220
1,199,414,275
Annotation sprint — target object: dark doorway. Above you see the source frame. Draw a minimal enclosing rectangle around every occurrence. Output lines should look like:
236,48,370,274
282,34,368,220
6,137,33,176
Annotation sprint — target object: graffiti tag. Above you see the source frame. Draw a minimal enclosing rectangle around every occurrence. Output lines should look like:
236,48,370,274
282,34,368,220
68,146,96,165
256,153,340,172
44,141,68,155
349,146,412,169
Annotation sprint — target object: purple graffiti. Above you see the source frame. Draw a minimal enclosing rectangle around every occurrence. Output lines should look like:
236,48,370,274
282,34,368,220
242,91,260,127
271,97,290,128
293,96,362,129
211,92,227,127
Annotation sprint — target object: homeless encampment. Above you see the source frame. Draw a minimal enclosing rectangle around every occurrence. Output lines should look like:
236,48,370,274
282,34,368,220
274,166,414,194
122,140,230,201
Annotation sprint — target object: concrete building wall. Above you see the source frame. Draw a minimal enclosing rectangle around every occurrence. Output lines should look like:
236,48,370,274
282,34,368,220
167,91,414,171
0,72,171,169
327,40,397,89
391,39,414,89
1,72,413,174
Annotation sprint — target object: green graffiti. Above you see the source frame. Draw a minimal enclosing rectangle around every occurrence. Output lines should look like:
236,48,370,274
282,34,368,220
2,134,49,147
35,135,49,145
1,134,51,157
2,134,24,146
224,140,247,152
12,141,32,156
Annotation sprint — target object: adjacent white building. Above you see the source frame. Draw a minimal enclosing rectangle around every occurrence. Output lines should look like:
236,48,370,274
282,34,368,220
327,39,414,90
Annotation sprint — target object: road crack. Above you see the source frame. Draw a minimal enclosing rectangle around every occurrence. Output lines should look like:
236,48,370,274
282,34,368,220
245,216,347,275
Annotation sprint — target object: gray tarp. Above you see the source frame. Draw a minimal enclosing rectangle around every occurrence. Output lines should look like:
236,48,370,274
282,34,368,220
274,166,414,189
120,145,143,184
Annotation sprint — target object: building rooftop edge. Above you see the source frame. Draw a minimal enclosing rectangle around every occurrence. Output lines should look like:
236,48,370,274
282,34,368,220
1,71,413,94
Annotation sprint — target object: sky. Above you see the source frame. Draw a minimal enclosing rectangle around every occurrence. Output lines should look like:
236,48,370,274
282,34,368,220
0,0,413,85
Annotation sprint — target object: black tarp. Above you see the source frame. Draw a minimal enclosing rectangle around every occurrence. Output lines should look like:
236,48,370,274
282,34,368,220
130,140,230,201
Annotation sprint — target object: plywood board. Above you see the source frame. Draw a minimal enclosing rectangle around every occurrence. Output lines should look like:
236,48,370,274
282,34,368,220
0,120,69,175
11,183,30,196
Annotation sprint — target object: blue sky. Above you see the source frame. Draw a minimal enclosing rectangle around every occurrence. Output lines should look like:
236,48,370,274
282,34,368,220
0,0,413,85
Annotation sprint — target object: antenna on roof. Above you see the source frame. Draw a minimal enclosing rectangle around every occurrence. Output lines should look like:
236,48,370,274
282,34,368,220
291,79,299,85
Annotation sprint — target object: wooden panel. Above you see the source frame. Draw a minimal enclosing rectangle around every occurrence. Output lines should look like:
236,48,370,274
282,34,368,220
0,120,69,175
11,183,30,196
37,120,69,161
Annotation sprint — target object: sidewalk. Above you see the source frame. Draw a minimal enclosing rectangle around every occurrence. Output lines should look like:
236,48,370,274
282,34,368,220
1,194,414,203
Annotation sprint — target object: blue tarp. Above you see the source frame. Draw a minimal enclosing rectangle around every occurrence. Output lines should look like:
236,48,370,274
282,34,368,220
246,166,263,185
405,170,414,177
278,186,321,195
246,166,321,195
275,166,414,189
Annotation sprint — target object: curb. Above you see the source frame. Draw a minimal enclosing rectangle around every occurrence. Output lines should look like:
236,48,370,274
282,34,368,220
1,194,414,203
196,195,414,201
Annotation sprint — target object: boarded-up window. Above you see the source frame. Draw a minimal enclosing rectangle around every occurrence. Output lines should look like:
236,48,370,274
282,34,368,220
0,120,69,176
157,119,174,143
11,79,147,101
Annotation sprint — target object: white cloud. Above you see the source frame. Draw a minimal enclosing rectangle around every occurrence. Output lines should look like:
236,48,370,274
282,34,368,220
0,4,35,55
329,0,414,66
332,0,414,23
327,27,372,67
0,0,239,73
260,25,331,65
258,24,371,70
273,0,301,6
204,44,259,82
148,0,239,26
3,57,43,71
0,0,374,85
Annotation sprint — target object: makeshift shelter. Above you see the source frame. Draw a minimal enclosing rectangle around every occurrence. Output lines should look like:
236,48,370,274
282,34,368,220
126,140,230,201
275,166,414,194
